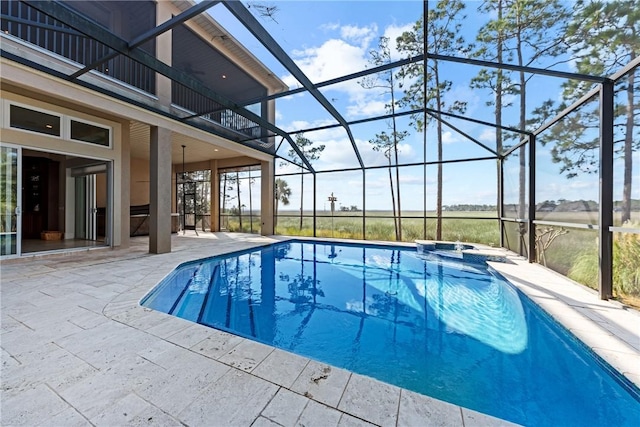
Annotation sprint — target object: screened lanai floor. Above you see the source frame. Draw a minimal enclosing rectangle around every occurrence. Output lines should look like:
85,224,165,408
1,233,638,426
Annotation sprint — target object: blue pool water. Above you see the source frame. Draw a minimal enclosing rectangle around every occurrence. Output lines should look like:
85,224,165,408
141,240,640,426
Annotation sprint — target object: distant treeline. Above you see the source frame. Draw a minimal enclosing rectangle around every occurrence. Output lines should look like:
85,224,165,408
444,199,640,212
443,204,497,211
536,199,640,212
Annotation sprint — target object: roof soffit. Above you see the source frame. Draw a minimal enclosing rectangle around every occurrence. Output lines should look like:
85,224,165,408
169,0,288,94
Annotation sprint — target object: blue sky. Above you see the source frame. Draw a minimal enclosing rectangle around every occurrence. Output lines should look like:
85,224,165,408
209,1,637,211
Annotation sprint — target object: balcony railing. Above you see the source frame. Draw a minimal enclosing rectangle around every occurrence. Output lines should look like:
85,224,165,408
1,0,155,94
172,82,267,144
2,0,270,147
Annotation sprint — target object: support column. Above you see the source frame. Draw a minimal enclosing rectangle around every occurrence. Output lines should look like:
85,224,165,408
313,174,317,237
155,2,172,106
528,134,536,263
120,120,131,248
261,100,269,141
599,81,614,299
498,157,504,248
261,159,274,235
149,126,172,254
362,169,366,240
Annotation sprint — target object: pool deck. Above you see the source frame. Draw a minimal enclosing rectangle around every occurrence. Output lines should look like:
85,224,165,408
1,233,638,426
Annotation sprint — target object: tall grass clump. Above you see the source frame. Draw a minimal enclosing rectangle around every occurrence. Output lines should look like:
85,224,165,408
568,222,640,300
613,230,640,296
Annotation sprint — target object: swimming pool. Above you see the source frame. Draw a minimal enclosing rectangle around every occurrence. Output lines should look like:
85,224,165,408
141,240,640,426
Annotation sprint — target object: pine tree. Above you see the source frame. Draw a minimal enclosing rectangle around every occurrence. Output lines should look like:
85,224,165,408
470,0,569,255
506,0,570,225
360,36,407,241
396,0,469,240
274,178,291,229
559,0,639,223
471,0,515,211
288,134,324,230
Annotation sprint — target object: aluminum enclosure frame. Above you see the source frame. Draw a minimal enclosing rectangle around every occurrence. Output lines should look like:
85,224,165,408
2,0,636,301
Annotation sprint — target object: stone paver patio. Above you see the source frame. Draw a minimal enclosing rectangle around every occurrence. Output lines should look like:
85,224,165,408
1,233,638,426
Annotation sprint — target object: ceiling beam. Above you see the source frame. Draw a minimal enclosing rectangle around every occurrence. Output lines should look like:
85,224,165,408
426,52,607,83
278,106,526,139
425,111,499,157
240,54,424,106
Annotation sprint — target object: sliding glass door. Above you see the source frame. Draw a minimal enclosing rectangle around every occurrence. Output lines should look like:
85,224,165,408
0,144,21,257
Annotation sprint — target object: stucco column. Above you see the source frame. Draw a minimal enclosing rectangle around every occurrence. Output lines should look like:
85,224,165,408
119,120,131,248
261,159,274,235
155,2,172,106
149,126,172,253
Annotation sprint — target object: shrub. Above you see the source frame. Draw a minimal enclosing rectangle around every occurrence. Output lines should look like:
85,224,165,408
567,249,599,291
568,222,640,298
613,228,640,296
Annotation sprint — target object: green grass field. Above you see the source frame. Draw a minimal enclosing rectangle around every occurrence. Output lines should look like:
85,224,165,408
224,210,640,306
274,210,500,244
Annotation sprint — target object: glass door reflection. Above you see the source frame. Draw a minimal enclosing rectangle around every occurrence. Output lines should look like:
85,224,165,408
0,145,20,256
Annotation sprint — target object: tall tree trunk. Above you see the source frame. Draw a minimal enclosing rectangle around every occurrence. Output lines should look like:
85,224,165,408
517,23,527,256
390,71,402,241
496,0,504,213
622,53,635,224
435,62,443,241
299,167,304,230
236,171,242,231
387,152,398,239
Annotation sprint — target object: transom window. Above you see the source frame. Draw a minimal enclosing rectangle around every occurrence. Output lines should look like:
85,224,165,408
70,120,110,147
5,103,111,148
9,104,60,136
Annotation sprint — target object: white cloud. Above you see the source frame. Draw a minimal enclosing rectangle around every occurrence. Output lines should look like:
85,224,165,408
503,94,517,109
283,119,348,140
316,137,375,168
340,24,378,48
276,159,303,175
396,142,415,162
288,38,368,84
320,22,340,32
442,131,460,145
478,128,495,143
279,19,420,121
281,133,418,173
447,85,481,115
382,23,414,60
281,75,304,90
347,99,387,117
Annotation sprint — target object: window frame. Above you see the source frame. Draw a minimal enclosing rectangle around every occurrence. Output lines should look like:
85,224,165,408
3,100,112,149
69,117,112,148
6,101,63,138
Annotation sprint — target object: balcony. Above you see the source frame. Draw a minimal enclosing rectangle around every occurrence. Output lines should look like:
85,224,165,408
1,0,156,94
